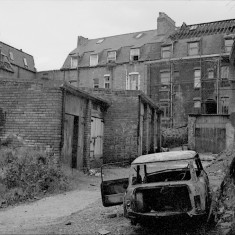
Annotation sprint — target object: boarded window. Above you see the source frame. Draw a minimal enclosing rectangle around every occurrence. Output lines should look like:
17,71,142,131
90,54,98,66
188,42,199,56
194,69,201,89
126,73,140,90
161,46,171,59
130,48,140,61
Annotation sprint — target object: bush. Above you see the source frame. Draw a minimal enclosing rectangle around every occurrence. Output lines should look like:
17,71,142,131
0,147,68,206
161,127,188,148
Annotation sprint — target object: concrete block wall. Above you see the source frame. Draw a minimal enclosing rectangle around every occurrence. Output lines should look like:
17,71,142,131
0,79,63,157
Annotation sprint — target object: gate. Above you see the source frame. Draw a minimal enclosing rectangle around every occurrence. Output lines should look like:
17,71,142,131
193,115,228,154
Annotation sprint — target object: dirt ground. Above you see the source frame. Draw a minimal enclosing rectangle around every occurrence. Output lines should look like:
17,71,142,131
0,152,226,234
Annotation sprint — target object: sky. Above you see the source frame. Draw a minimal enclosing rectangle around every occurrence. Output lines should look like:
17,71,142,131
1,0,235,71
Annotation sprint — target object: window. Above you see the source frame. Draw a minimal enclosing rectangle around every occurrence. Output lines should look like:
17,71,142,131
225,39,233,53
135,33,143,39
159,90,169,100
160,102,170,118
93,78,99,88
130,48,140,61
104,74,110,89
96,39,104,44
126,72,140,90
221,66,229,87
161,46,171,59
194,98,201,108
194,69,201,89
107,51,116,63
23,58,28,67
9,51,14,61
160,71,170,89
221,97,229,114
70,57,78,68
208,70,214,79
90,54,98,67
188,42,199,56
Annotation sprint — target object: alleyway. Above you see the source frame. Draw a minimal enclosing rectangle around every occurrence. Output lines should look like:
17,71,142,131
0,153,225,234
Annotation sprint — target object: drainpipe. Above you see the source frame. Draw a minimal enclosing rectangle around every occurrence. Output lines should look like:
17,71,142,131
217,57,220,114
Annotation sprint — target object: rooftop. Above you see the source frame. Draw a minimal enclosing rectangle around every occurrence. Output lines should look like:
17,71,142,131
170,18,235,40
132,151,197,164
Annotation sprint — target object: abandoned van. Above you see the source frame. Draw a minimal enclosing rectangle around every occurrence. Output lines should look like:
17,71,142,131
100,151,211,225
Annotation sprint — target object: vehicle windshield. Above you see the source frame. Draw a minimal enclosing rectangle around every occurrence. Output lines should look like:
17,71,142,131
130,160,195,185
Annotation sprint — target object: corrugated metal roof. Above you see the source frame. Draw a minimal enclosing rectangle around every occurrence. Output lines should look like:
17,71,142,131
0,41,36,72
132,151,197,164
170,19,235,40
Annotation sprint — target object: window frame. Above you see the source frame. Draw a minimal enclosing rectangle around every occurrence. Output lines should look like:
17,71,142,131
161,45,171,59
193,98,201,109
194,69,201,89
90,54,98,67
23,58,28,67
188,41,199,56
70,56,78,68
93,78,99,88
107,51,116,63
220,66,229,87
160,71,171,89
130,48,140,61
9,51,14,61
208,69,214,79
224,38,233,53
104,74,110,89
126,72,140,90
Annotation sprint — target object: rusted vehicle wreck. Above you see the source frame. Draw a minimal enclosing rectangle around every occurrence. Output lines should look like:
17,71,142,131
101,151,211,225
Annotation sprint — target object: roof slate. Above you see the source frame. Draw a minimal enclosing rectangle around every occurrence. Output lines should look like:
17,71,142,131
170,19,235,40
62,30,166,69
0,41,36,72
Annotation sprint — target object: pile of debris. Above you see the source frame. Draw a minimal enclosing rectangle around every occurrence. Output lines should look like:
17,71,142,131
211,149,235,235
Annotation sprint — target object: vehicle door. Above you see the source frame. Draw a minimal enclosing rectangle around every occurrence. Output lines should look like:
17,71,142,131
100,162,130,207
194,156,209,209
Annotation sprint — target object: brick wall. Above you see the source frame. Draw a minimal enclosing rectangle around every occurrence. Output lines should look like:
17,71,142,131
89,89,139,163
36,62,148,94
0,79,63,157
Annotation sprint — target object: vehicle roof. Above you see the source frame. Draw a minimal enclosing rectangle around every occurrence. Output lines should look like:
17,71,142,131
131,151,198,165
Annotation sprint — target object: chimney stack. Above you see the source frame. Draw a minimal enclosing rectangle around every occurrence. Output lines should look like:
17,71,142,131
77,36,88,48
157,12,176,36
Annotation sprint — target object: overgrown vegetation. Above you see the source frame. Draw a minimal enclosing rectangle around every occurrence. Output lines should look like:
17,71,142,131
0,146,68,207
161,126,188,148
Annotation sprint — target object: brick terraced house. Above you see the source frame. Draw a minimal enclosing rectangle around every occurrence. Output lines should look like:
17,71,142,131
147,18,235,127
36,12,176,93
0,42,36,79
